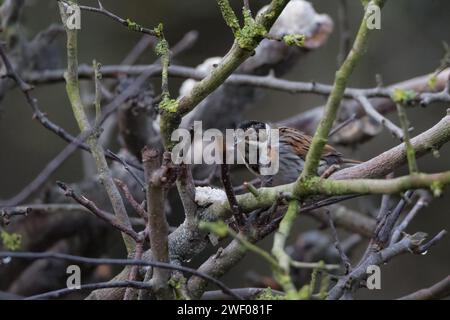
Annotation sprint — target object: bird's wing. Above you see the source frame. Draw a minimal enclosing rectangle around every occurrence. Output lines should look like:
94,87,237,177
278,126,342,159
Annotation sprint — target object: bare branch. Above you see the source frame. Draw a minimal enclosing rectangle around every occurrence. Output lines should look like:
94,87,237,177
221,163,245,227
390,192,431,244
56,182,141,243
328,232,444,300
326,211,351,273
59,0,158,37
357,95,404,140
0,44,143,172
142,147,172,299
115,179,148,223
0,251,242,300
398,275,450,300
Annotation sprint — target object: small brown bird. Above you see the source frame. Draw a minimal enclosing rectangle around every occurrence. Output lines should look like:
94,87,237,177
236,120,361,186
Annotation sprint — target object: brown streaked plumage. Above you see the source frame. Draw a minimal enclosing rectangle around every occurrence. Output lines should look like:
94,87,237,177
237,120,361,186
279,126,342,160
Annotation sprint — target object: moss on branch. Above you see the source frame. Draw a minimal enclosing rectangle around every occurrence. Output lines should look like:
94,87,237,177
396,102,418,173
297,172,450,196
282,34,305,47
207,171,450,218
160,0,290,149
300,0,386,179
216,0,240,36
271,200,299,296
237,8,267,51
126,19,143,32
59,0,134,254
392,88,419,173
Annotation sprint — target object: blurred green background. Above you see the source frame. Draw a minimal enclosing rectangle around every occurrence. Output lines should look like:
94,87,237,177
0,0,449,299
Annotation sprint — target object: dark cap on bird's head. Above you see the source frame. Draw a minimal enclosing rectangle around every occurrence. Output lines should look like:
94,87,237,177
237,120,267,132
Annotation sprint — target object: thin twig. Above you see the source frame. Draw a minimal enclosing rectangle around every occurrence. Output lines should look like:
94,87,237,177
415,230,447,254
390,192,431,244
56,181,141,243
0,251,243,300
374,190,414,248
396,102,418,173
0,203,145,227
299,0,387,179
357,95,404,140
23,63,450,109
221,163,245,227
115,179,148,222
328,231,444,300
329,113,357,137
124,241,145,300
28,281,153,300
398,275,450,300
59,0,158,37
0,43,143,171
326,211,351,273
59,4,135,252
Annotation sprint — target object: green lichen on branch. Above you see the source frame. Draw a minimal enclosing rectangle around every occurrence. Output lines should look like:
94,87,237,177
168,276,189,300
216,0,241,36
391,90,417,178
215,2,267,51
93,60,102,126
1,230,21,251
430,180,444,197
257,288,285,300
282,34,305,47
428,75,438,90
298,0,386,180
271,200,299,297
160,0,290,149
272,200,299,272
126,18,142,32
297,172,450,197
428,42,450,89
153,23,164,38
236,8,267,51
159,96,179,113
59,0,134,254
155,38,169,57
395,101,418,173
154,22,182,147
392,88,417,104
155,35,171,100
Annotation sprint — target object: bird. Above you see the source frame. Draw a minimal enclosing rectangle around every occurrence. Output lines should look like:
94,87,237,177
236,120,361,186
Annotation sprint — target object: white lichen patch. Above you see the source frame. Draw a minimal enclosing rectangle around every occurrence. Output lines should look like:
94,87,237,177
195,186,227,206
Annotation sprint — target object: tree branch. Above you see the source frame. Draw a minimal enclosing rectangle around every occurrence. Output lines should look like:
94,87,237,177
59,0,158,37
0,251,242,300
142,147,172,299
300,0,386,179
56,182,141,243
398,275,450,300
159,0,291,147
59,0,134,253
